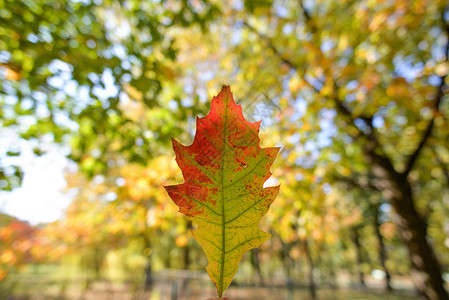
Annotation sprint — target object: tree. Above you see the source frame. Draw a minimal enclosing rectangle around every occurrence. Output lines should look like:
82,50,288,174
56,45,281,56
2,1,449,298
0,213,40,281
175,1,449,298
39,155,193,283
0,0,218,187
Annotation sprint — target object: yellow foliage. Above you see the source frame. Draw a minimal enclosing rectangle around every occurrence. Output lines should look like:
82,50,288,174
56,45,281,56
0,270,7,281
3,67,21,81
387,78,410,98
288,75,302,93
175,235,188,247
0,250,16,265
369,12,388,31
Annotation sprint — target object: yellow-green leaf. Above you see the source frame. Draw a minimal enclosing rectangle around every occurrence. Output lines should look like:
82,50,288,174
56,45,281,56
164,85,280,296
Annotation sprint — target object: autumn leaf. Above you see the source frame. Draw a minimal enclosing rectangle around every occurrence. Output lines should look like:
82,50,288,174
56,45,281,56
164,85,280,296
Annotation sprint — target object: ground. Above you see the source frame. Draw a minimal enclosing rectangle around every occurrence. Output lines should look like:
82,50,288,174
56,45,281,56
1,276,419,300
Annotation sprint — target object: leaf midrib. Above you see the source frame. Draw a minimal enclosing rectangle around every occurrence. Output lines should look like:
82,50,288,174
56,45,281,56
219,99,228,297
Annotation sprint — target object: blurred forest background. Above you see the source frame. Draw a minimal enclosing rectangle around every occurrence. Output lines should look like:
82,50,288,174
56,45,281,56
1,0,449,299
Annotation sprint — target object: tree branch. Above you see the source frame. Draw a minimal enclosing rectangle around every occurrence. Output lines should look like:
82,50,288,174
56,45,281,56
244,15,393,167
332,174,379,191
403,11,449,177
242,21,299,71
298,0,317,35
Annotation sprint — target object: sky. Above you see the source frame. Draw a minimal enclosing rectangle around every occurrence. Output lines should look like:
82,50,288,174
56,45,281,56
0,58,118,225
0,127,75,225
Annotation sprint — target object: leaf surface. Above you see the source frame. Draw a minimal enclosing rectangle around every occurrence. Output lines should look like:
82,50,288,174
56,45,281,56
164,85,279,296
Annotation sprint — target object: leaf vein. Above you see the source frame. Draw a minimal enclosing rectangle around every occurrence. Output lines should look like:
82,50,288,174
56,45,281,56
225,193,270,225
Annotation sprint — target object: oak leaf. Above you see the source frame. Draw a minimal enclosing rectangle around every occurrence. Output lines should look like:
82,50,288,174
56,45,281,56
164,85,280,296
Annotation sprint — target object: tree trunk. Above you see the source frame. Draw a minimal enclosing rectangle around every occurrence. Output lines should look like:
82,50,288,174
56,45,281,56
328,263,337,290
303,238,317,299
279,238,294,300
144,257,153,290
184,220,193,269
319,242,337,289
142,232,153,290
250,248,265,286
367,147,449,299
93,247,103,279
183,245,190,269
373,203,393,292
351,227,366,288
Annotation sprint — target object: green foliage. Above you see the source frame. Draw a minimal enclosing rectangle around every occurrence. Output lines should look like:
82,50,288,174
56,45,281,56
0,0,218,184
1,0,448,298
